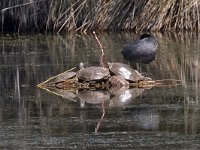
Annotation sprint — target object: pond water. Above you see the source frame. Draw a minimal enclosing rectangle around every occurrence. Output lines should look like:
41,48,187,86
0,32,200,149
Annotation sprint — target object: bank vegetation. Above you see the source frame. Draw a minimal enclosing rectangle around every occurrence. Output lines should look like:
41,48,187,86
1,0,200,33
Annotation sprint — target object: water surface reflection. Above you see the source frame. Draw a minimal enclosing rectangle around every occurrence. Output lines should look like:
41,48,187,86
0,32,200,149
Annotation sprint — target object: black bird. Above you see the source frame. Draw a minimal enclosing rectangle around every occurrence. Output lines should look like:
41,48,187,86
121,33,158,64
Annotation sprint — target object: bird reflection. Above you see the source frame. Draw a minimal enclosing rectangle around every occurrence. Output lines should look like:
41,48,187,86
131,108,159,130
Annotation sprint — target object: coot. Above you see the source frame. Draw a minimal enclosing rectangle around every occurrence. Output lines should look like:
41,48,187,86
121,33,158,63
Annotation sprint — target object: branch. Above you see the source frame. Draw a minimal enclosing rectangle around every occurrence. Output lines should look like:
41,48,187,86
93,31,108,68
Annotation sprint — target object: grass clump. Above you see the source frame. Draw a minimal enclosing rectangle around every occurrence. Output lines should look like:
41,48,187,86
1,0,200,33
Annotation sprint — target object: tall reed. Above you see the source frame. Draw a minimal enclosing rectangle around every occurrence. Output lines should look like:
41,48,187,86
1,0,200,33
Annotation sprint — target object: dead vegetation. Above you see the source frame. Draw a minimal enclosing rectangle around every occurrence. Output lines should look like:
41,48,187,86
1,0,200,33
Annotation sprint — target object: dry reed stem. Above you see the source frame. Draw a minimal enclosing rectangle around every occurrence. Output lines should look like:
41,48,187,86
1,0,200,32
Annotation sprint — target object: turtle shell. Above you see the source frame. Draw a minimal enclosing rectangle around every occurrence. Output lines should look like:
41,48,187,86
108,62,144,82
43,71,76,85
52,71,76,83
76,66,110,81
108,75,129,87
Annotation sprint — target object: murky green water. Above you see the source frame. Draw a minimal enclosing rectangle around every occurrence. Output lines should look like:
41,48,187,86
0,32,200,149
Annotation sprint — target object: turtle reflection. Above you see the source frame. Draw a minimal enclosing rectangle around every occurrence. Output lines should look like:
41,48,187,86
47,87,78,102
44,86,147,108
38,83,150,132
109,87,145,107
77,90,110,108
77,89,110,132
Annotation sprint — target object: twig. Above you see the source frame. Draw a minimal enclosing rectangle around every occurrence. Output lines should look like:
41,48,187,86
155,79,182,86
95,102,105,133
93,31,108,68
93,31,104,55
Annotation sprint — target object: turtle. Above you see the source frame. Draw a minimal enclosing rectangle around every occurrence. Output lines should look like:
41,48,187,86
76,66,110,82
54,71,77,89
108,62,151,83
108,75,129,88
38,71,77,89
53,71,77,83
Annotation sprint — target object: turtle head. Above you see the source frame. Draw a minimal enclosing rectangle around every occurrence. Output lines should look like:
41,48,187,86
78,62,85,70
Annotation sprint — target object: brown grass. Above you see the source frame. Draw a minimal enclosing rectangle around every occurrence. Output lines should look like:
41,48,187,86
1,0,200,33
